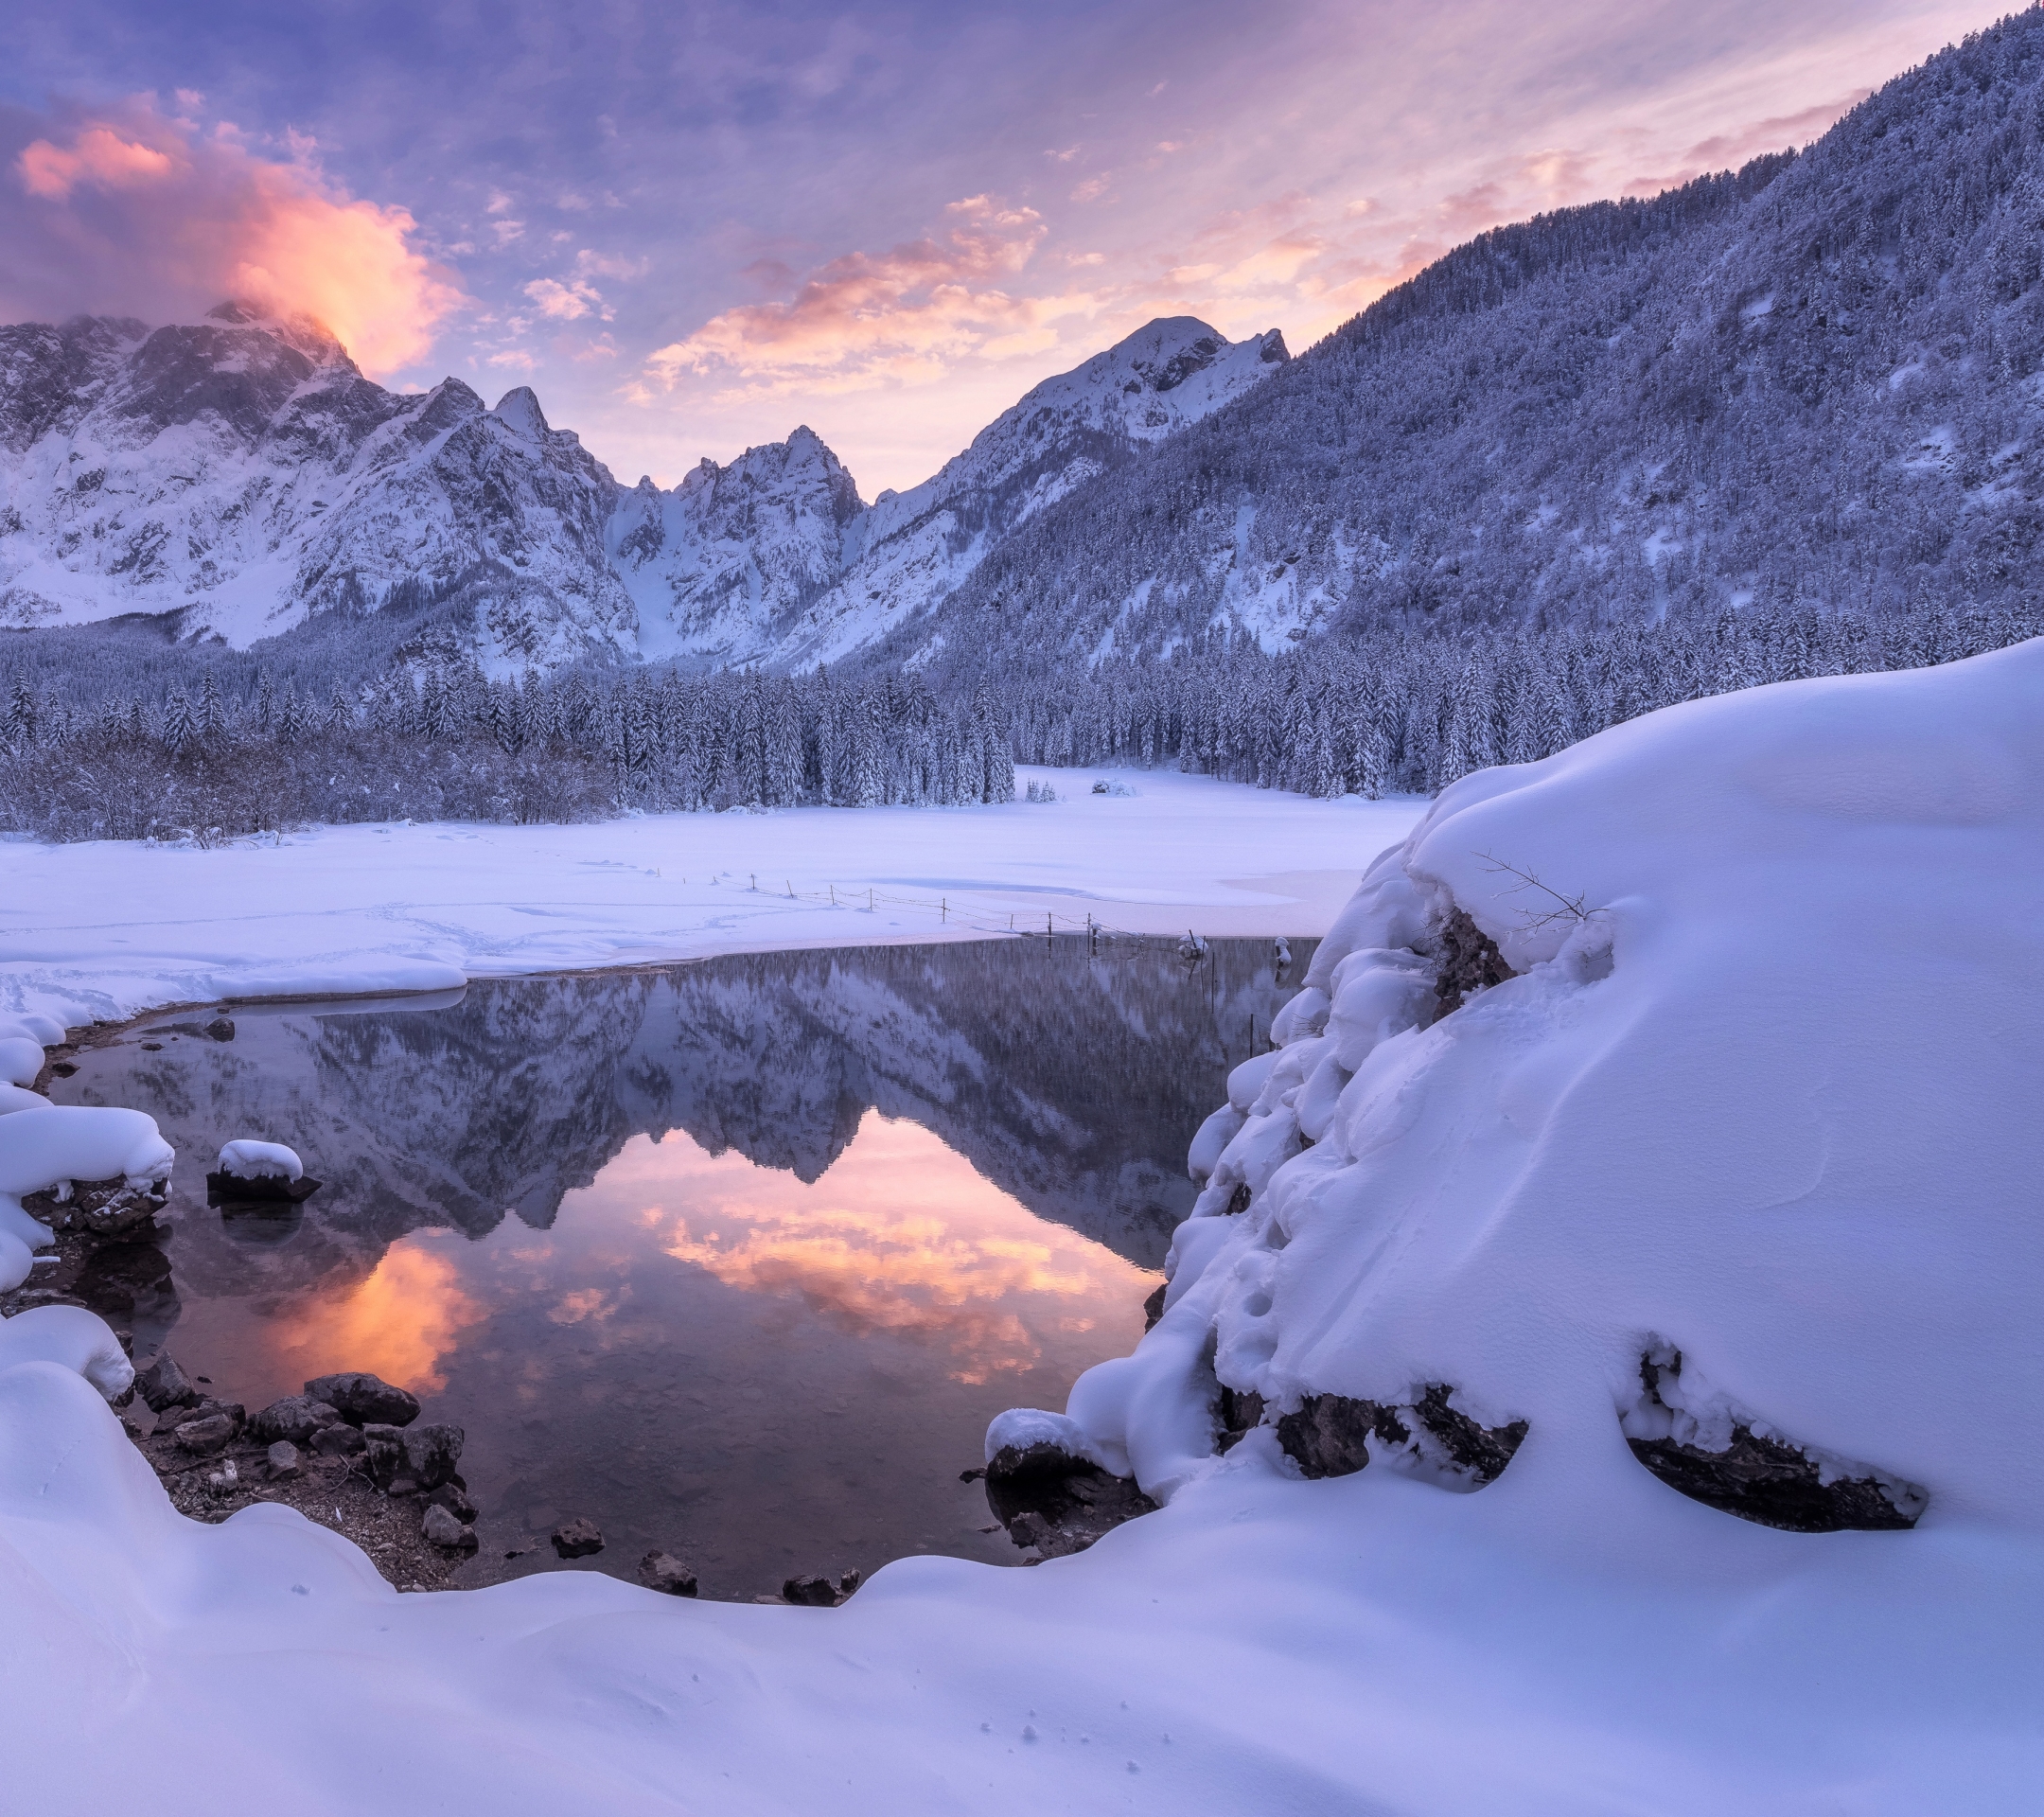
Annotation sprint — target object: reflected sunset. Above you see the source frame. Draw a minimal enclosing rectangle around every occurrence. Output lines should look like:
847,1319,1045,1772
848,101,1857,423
575,1111,1157,1385
257,1244,485,1394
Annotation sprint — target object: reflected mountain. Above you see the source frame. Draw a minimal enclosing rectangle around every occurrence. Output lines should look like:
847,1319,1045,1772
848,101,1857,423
61,937,1310,1309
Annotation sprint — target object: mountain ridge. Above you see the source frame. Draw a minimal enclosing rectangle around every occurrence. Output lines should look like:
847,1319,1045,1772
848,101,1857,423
0,306,1284,672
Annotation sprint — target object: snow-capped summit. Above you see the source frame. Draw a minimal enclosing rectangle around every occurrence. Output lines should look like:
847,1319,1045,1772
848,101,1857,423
763,316,1288,668
491,385,551,439
0,305,632,663
0,305,1281,670
609,424,868,666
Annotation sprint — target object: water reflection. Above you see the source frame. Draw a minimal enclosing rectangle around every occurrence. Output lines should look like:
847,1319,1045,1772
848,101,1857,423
58,936,1309,1596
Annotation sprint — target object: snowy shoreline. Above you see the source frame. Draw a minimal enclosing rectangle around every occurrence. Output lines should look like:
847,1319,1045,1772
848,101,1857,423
0,767,1422,1028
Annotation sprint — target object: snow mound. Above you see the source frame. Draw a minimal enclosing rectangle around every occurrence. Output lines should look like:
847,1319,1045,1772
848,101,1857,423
1035,637,2044,1539
217,1139,303,1182
0,1106,175,1289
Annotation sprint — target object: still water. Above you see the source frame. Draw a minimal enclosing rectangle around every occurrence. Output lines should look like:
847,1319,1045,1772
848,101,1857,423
56,936,1310,1599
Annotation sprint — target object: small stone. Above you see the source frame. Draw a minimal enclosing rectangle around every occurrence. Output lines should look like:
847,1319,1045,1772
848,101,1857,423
303,1371,420,1428
837,1569,863,1597
175,1412,237,1456
637,1551,697,1596
427,1482,478,1524
360,1422,407,1489
399,1421,465,1491
250,1395,345,1445
551,1516,603,1559
782,1574,838,1607
958,1467,985,1483
134,1353,196,1413
423,1504,478,1552
266,1440,303,1481
204,1017,236,1042
309,1423,366,1457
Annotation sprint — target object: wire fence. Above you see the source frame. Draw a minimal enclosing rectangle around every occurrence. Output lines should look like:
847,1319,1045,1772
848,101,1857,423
693,870,1229,957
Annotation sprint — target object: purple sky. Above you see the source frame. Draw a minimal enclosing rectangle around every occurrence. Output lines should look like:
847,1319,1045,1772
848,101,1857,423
0,1,2019,494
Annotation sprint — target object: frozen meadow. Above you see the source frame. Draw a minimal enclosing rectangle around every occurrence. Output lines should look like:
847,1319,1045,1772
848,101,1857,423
1,643,2041,1812
0,767,1418,1027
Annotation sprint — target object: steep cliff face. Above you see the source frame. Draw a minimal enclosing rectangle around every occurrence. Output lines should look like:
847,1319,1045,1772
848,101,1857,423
0,303,637,666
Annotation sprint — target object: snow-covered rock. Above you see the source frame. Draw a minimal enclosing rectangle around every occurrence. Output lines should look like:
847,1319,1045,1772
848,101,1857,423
216,1139,303,1182
1041,637,2044,1544
0,1103,174,1286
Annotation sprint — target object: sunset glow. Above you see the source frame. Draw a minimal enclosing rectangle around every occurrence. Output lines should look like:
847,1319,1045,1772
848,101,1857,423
0,1,2011,488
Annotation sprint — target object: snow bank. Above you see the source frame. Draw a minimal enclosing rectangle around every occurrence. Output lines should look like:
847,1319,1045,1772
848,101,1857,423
0,1105,175,1288
1,648,2041,1811
217,1139,303,1182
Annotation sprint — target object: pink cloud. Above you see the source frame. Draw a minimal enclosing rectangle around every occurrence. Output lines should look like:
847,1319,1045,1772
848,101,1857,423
3,100,461,375
645,199,1051,393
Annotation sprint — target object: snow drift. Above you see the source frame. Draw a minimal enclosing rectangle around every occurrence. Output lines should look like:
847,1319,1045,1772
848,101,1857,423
1060,638,2044,1540
0,642,2039,1812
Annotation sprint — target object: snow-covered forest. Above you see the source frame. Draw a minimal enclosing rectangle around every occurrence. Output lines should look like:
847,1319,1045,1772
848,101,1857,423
4,590,2038,838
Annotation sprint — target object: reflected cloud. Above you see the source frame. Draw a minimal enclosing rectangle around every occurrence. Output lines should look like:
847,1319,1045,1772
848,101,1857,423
579,1111,1155,1385
261,1243,485,1393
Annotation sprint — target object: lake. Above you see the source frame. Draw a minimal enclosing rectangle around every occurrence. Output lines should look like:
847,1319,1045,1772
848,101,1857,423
53,935,1311,1598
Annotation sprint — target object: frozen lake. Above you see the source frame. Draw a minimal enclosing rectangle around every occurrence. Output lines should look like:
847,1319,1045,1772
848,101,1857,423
54,935,1311,1599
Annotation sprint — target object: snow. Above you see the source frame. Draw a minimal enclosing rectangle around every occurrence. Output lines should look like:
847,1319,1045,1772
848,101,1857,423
0,1103,174,1286
3,644,2042,1809
216,1139,303,1182
0,767,1419,1028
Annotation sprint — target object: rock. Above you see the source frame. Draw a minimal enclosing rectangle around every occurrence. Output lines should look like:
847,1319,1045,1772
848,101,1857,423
309,1422,366,1457
204,1017,236,1042
638,1551,698,1596
837,1569,863,1597
427,1482,478,1524
249,1394,346,1445
360,1422,407,1489
134,1353,196,1413
22,1174,171,1240
1624,1350,1925,1532
266,1440,303,1481
174,1412,237,1455
1430,908,1516,1018
1142,1282,1168,1332
1215,1384,1266,1454
423,1503,478,1552
399,1422,465,1491
304,1372,419,1427
1274,1386,1527,1485
782,1575,838,1607
983,1441,1157,1559
551,1517,603,1559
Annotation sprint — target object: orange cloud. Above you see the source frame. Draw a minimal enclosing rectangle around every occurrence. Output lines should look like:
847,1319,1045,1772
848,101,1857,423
258,1242,485,1395
645,197,1053,395
6,102,460,376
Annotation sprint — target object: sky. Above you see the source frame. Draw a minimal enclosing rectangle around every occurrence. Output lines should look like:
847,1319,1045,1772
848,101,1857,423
0,0,2021,496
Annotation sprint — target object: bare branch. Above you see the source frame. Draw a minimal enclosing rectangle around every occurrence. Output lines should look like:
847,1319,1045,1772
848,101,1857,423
1474,852,1607,930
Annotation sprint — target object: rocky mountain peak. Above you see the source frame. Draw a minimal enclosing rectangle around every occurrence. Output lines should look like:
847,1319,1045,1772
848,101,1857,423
492,386,551,439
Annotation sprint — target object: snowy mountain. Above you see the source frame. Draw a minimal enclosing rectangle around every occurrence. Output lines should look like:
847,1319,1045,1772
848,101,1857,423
608,317,1285,668
0,304,635,668
0,307,1281,673
890,10,2044,689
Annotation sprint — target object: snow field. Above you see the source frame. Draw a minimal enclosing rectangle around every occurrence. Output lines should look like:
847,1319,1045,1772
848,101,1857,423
0,767,1420,1027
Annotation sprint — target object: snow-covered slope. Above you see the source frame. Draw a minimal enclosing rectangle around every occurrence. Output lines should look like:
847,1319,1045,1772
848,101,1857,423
0,304,635,667
610,317,1285,668
0,640,2039,1812
0,307,1280,673
608,427,865,666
